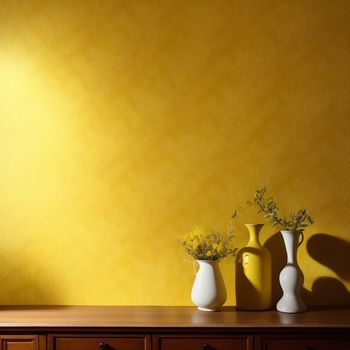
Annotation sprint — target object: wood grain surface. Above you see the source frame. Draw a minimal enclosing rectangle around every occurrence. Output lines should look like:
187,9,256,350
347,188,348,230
0,306,349,329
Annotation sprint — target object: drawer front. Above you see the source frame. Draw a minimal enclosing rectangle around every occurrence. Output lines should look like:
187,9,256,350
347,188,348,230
53,336,148,350
0,335,42,350
262,336,350,350
157,336,251,350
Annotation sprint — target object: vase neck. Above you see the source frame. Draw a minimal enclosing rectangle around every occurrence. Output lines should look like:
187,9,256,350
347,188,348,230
195,260,220,274
281,230,300,264
245,224,264,247
197,260,220,266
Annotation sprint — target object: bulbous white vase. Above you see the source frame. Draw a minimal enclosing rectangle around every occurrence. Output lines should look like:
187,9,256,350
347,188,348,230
277,230,306,313
191,260,227,311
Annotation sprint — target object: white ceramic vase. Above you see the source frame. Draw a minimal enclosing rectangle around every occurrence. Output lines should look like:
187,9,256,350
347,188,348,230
191,260,227,311
276,230,306,313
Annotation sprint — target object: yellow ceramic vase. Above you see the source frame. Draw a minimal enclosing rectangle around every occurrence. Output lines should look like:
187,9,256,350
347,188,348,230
235,224,272,310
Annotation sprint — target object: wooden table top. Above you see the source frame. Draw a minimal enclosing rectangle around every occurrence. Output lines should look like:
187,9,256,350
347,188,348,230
0,306,349,329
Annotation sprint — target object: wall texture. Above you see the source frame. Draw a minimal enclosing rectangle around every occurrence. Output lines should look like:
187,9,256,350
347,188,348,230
0,0,349,306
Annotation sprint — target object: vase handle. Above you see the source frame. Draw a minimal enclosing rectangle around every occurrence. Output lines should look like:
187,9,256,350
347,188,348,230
298,230,304,247
193,261,199,275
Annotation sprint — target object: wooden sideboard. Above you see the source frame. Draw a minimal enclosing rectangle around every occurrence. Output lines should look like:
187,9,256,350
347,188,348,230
0,306,349,350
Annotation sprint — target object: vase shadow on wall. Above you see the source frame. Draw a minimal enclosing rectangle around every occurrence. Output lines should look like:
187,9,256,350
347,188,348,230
265,232,350,307
264,232,285,305
302,233,350,306
0,251,65,307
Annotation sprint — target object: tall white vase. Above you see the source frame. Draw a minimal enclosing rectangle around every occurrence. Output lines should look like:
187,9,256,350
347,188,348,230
276,230,306,313
191,260,227,311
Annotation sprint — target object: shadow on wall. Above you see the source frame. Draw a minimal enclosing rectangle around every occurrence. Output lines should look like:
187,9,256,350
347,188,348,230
0,250,64,305
303,233,350,305
264,232,285,305
264,232,350,307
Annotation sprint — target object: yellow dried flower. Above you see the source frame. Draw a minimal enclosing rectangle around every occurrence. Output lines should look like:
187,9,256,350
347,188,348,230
179,226,237,261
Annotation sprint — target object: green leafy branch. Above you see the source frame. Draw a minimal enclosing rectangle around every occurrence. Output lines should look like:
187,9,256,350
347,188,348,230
250,186,313,231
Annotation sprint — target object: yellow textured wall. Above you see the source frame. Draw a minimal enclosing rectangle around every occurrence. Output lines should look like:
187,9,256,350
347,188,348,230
0,0,349,306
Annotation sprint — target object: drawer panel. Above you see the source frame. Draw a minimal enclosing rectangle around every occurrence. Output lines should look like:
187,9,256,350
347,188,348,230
0,335,43,350
262,336,350,350
157,335,251,350
53,337,148,350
